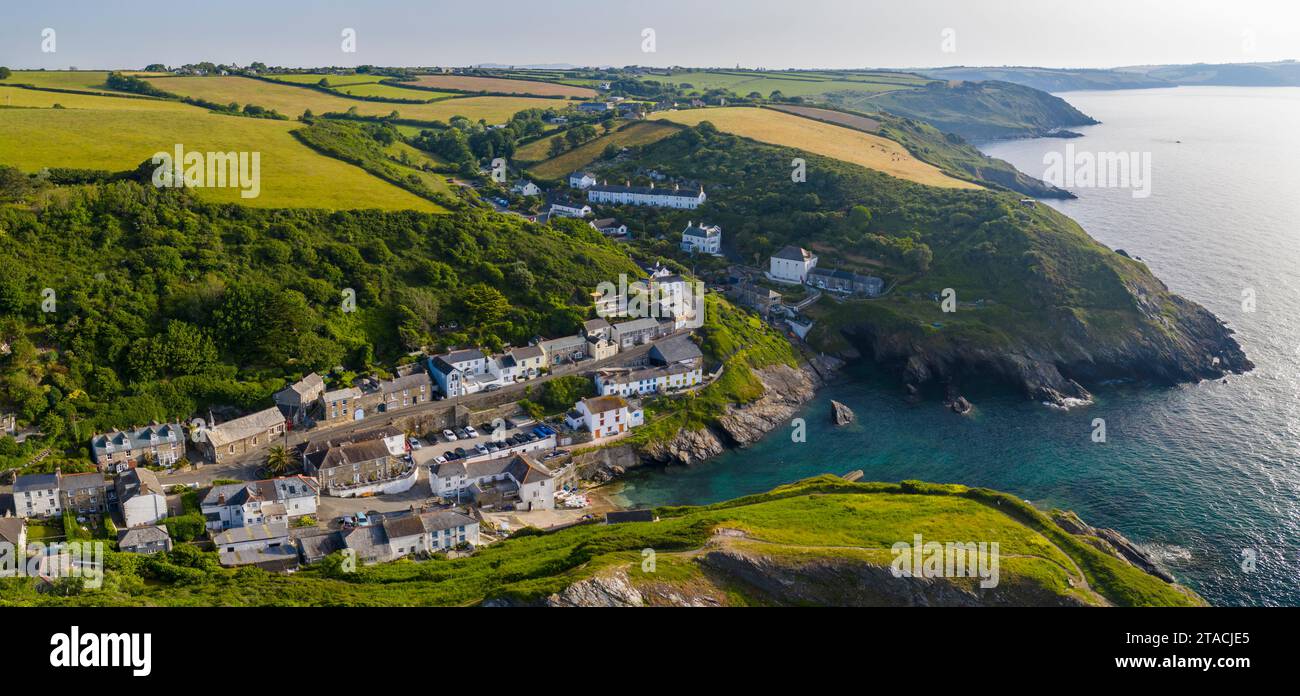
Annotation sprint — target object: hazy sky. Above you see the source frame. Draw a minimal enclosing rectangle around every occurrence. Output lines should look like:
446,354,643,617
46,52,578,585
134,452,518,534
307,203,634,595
2,0,1297,70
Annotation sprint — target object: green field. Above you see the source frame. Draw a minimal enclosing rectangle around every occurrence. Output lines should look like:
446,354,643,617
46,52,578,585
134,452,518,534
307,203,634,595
263,72,390,86
147,76,561,123
519,121,682,179
0,106,441,210
0,85,192,111
652,69,931,98
333,82,456,100
652,107,979,189
0,476,1201,606
0,69,162,94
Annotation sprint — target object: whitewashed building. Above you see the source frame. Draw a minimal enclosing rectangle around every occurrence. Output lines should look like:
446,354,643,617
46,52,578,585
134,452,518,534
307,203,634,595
680,221,722,255
512,180,541,197
768,245,819,284
117,467,168,529
594,364,703,397
200,476,319,531
428,348,489,397
382,510,480,559
587,182,706,210
12,473,61,519
428,453,555,512
568,171,598,189
548,199,592,219
566,395,644,440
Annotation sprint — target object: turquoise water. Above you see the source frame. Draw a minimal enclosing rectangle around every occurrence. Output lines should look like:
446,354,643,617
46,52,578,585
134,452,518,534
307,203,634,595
616,87,1300,607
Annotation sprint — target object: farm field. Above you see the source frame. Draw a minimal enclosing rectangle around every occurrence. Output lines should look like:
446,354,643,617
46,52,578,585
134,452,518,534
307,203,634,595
146,75,561,123
0,106,442,211
332,82,456,100
767,103,881,132
519,121,682,179
0,85,194,111
649,69,930,98
0,69,162,94
652,107,980,189
405,74,596,98
263,72,390,86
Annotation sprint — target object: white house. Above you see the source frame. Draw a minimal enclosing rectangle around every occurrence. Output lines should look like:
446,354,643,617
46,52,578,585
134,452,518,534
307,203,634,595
117,467,168,529
566,395,644,440
594,364,703,397
12,473,60,519
512,180,542,197
492,345,545,383
548,199,592,218
428,453,556,512
680,221,722,255
590,218,628,237
200,476,320,531
768,245,819,284
382,510,480,559
586,182,706,210
568,171,598,189
428,348,489,397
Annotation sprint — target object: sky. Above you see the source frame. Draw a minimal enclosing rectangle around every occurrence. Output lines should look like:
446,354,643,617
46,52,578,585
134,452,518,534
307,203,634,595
1,0,1298,71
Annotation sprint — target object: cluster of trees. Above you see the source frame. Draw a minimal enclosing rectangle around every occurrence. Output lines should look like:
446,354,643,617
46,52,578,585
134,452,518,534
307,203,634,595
411,109,553,171
0,171,639,466
545,123,601,158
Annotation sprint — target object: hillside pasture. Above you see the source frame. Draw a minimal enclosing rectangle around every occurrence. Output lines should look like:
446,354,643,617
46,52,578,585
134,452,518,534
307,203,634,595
405,74,596,98
0,85,194,111
651,69,930,98
146,76,561,123
0,69,162,95
520,121,682,179
0,107,442,211
767,103,882,132
652,107,979,190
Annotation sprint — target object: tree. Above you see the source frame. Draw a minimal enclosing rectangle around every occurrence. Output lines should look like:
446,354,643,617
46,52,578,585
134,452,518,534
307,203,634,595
459,284,510,325
0,67,11,80
849,205,873,231
264,445,291,477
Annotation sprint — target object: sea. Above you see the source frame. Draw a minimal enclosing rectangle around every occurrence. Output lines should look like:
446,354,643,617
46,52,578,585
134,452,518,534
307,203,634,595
614,86,1300,607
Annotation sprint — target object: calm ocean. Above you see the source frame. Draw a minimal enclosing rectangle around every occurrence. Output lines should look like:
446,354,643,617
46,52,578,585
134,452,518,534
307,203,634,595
615,87,1300,607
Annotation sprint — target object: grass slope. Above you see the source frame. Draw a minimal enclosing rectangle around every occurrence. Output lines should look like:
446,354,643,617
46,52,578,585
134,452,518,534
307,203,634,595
146,75,560,123
519,121,681,179
406,74,596,98
651,107,980,189
0,107,440,210
0,476,1199,606
652,69,929,98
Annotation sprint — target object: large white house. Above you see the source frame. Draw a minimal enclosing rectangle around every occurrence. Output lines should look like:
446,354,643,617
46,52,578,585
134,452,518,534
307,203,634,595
382,510,480,559
428,348,489,397
768,245,819,284
594,364,703,397
12,473,61,519
117,467,168,529
548,199,592,219
428,453,556,512
566,395,644,440
492,345,546,383
568,171,598,189
680,221,722,255
586,182,706,210
200,476,320,531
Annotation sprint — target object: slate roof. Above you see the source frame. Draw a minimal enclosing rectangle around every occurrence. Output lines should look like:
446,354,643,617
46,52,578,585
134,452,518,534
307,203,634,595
13,472,59,494
441,348,486,364
206,407,283,449
117,525,170,548
202,476,318,508
588,183,704,198
275,373,324,402
60,472,106,493
682,223,721,238
321,386,362,402
91,422,184,460
509,345,544,361
649,334,704,366
0,517,24,545
421,510,476,532
433,453,553,486
117,467,163,501
612,317,659,334
343,524,390,560
212,522,289,546
772,245,815,262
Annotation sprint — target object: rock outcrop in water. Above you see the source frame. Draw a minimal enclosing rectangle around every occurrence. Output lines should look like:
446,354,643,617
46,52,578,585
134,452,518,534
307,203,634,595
830,400,856,425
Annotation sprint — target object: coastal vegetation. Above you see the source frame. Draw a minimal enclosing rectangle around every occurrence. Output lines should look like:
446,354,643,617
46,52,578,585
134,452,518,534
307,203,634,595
0,476,1201,606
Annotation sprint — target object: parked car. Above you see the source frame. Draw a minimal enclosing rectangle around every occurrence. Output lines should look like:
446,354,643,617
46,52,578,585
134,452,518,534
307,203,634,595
355,512,370,526
408,437,423,450
455,447,467,458
464,425,479,438
442,429,458,442
455,427,469,439
485,384,502,392
475,443,489,455
434,455,447,465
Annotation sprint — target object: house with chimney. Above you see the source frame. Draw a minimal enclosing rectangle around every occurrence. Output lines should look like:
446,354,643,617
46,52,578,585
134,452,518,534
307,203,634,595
302,426,415,497
117,467,168,528
90,422,185,473
319,386,363,426
60,473,108,516
200,476,319,532
680,221,722,255
565,395,644,440
428,453,556,512
428,348,490,398
12,472,61,519
586,181,706,210
203,407,286,464
273,373,325,425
